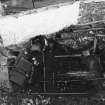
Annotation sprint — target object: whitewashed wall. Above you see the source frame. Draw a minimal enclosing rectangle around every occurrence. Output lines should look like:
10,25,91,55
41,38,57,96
0,1,80,47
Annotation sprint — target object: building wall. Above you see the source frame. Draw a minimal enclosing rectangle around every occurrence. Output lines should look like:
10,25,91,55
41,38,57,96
4,0,74,8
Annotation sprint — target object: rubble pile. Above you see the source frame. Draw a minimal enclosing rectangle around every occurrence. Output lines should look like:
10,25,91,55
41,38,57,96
0,93,104,105
79,1,105,24
0,0,105,104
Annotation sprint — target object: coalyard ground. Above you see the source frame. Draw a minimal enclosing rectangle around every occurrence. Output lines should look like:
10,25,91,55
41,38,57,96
1,0,105,105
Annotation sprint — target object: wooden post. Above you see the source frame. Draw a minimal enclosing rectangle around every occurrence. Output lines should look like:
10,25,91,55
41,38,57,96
32,0,35,8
